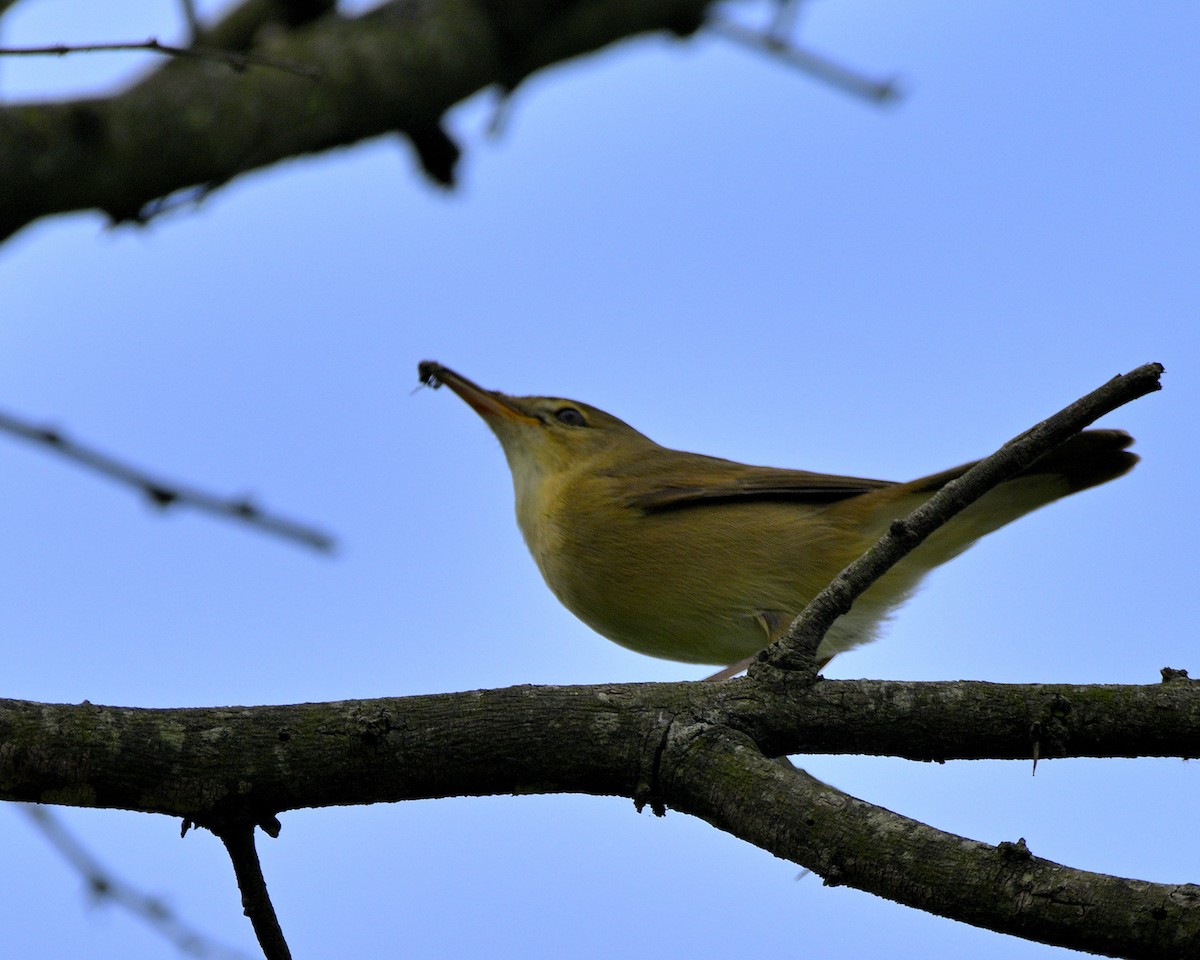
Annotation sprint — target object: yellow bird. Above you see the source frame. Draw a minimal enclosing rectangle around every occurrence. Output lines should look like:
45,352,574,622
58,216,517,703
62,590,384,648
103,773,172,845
420,361,1137,678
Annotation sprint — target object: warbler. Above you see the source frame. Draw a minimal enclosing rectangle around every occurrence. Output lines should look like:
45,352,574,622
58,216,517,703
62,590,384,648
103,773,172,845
419,361,1137,677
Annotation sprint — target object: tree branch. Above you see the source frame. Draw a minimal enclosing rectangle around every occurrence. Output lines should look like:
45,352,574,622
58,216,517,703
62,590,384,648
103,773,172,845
214,821,292,960
730,671,1200,762
0,366,1178,956
2,677,1198,815
0,0,717,240
0,37,322,79
706,16,898,103
2,673,1198,957
760,362,1164,676
664,726,1200,959
20,804,251,959
0,408,335,552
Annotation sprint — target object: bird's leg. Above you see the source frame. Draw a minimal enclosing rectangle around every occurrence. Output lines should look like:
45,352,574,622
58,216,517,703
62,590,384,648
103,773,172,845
700,610,833,681
701,657,755,682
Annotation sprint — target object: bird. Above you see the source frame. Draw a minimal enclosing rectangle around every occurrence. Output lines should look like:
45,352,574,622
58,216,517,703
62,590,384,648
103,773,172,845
419,361,1137,678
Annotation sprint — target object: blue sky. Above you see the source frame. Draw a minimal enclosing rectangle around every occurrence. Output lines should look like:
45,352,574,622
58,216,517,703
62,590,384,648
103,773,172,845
2,2,1197,957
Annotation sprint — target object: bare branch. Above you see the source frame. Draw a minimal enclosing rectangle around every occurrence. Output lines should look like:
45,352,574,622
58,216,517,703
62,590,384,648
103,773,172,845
760,362,1164,676
3,677,1199,814
728,673,1200,763
179,0,203,42
2,672,1198,956
0,366,1178,957
193,0,336,54
0,0,909,238
664,726,1200,959
0,408,336,553
0,37,321,80
0,0,719,240
19,804,251,959
706,17,900,103
214,822,292,960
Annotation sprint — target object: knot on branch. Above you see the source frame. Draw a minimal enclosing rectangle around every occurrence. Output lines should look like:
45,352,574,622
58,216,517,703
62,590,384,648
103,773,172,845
887,516,916,542
640,716,770,824
350,706,397,748
1029,693,1073,763
997,837,1033,862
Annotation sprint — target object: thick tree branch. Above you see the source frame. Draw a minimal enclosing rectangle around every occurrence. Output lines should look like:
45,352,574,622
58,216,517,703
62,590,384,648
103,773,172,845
664,726,1200,959
3,677,1199,816
730,671,1200,762
2,675,1198,958
0,0,715,240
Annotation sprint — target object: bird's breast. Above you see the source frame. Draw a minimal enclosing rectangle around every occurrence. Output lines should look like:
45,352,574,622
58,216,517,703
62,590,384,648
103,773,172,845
513,471,869,664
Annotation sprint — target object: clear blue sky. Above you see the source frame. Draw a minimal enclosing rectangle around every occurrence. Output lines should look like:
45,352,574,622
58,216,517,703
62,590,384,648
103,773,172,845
2,2,1197,957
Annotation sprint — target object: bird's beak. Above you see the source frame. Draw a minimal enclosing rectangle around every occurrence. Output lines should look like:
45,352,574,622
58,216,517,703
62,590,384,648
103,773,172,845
418,361,539,424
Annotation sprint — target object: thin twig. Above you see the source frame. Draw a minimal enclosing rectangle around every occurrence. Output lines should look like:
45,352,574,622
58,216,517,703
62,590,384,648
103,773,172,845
0,408,336,553
760,362,1165,675
707,17,900,104
0,37,321,80
178,0,203,42
216,822,293,960
19,804,250,959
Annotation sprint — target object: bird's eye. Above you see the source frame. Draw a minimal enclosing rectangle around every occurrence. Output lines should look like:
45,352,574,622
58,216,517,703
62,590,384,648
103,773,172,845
554,407,586,427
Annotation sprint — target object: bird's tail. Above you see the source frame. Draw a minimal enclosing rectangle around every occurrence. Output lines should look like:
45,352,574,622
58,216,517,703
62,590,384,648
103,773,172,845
830,428,1136,610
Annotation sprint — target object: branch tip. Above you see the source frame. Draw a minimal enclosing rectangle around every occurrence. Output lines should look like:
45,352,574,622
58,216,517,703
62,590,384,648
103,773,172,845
764,362,1164,673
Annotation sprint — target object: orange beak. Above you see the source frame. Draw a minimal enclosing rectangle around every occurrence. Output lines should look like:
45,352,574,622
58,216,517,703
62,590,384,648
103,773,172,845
418,361,539,424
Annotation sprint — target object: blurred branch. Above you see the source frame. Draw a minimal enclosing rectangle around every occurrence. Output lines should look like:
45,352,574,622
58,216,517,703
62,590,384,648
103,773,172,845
0,0,904,238
0,0,911,240
0,38,322,80
195,0,337,53
19,804,250,959
0,408,336,553
0,0,719,240
179,0,203,41
706,15,899,103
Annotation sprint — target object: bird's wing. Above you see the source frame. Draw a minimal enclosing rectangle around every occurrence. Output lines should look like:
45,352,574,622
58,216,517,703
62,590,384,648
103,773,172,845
623,430,1136,515
621,460,896,513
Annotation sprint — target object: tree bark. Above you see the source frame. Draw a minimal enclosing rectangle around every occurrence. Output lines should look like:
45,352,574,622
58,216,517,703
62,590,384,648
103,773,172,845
3,673,1200,958
0,0,712,240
